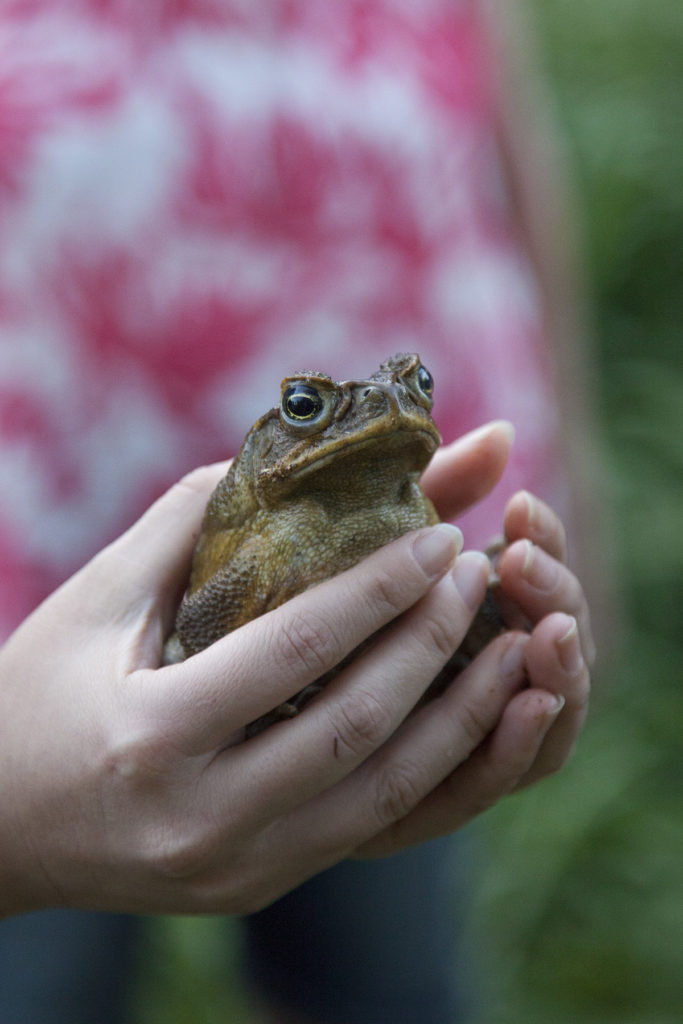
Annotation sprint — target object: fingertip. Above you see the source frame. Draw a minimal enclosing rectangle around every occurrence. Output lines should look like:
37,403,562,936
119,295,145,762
421,421,515,520
458,420,515,477
525,688,566,720
460,419,515,449
525,612,591,719
506,688,566,744
411,523,463,579
503,490,535,543
554,615,585,675
489,419,516,446
504,490,568,563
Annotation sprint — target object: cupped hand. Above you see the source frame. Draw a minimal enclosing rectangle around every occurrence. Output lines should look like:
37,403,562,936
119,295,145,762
0,422,592,917
0,461,484,917
353,422,594,857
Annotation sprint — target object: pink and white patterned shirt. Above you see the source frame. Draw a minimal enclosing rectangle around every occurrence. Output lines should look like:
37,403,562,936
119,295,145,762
0,0,560,639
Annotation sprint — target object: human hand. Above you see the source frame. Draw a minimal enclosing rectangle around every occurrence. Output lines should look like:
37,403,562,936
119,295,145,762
355,422,594,855
0,423,591,916
0,459,486,916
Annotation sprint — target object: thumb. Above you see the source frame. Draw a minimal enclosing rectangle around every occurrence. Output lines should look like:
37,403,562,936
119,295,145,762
420,421,514,520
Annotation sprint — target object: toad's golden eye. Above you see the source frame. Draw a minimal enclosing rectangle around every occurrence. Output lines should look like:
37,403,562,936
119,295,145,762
282,384,325,423
417,364,433,398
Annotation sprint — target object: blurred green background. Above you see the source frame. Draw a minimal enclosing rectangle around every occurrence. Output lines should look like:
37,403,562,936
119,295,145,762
129,3,682,1021
470,3,682,1022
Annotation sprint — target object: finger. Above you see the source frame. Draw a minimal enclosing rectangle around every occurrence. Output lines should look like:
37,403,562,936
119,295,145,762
421,421,514,520
147,524,465,754
272,627,529,863
504,490,568,563
498,540,596,664
512,612,590,789
357,686,564,856
216,550,491,830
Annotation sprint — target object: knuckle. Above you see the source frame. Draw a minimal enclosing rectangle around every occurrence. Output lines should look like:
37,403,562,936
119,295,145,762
455,698,494,749
101,735,218,882
422,610,461,662
373,760,425,826
364,565,417,621
328,688,394,762
102,722,171,792
273,609,339,678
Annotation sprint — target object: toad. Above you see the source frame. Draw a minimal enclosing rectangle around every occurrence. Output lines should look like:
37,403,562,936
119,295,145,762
168,353,503,734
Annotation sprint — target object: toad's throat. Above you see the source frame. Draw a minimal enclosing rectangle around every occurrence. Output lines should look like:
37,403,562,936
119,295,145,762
258,424,441,499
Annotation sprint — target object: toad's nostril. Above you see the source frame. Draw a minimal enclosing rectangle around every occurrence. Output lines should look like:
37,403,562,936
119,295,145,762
355,381,394,414
360,386,387,407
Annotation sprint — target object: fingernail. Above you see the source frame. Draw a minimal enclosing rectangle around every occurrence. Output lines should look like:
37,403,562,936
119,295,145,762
500,634,527,679
412,524,463,578
549,693,566,716
453,551,489,610
520,690,566,723
521,540,559,593
519,490,538,530
496,419,516,445
555,617,584,674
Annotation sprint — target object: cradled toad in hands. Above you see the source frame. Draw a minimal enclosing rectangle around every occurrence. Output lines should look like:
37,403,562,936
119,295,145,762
166,353,508,732
0,355,592,918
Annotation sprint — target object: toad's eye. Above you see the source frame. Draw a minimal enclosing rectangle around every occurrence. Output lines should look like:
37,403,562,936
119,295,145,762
282,384,325,423
417,364,433,399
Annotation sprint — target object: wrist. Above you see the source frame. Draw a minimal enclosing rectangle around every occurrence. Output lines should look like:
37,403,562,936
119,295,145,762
0,800,61,918
0,717,63,918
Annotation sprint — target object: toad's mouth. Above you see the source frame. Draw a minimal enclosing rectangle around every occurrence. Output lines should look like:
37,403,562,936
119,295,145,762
258,421,441,500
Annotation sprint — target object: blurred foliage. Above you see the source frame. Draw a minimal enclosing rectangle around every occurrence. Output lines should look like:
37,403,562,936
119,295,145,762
129,916,250,1023
130,3,682,1021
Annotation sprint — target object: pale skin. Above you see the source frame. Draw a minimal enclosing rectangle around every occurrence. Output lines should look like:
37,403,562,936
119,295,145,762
0,421,592,919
